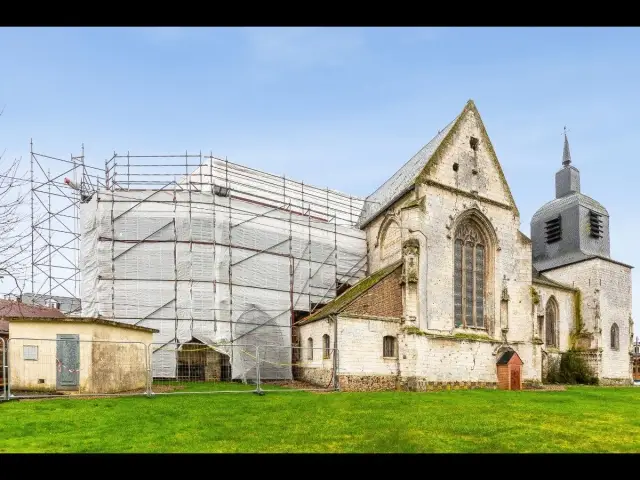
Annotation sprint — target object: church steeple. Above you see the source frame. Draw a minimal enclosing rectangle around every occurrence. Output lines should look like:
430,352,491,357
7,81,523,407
532,127,611,272
555,128,580,198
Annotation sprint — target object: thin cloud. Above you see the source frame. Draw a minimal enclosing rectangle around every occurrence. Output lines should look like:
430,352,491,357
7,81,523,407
242,27,367,69
133,27,205,46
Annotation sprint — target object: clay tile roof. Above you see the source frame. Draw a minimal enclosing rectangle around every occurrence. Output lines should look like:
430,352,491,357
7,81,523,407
0,299,66,322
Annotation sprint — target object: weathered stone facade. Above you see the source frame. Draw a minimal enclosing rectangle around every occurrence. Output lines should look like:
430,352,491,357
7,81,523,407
542,258,633,384
296,100,633,391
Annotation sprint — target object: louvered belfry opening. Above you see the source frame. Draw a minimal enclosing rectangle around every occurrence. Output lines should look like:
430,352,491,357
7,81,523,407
545,215,562,244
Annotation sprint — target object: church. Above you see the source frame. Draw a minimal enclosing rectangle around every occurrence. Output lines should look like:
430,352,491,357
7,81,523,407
295,99,634,391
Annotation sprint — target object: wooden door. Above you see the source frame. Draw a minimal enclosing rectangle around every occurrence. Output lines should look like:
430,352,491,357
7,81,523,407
510,365,520,391
56,334,80,390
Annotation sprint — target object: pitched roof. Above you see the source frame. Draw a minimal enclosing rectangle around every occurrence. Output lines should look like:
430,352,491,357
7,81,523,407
297,260,403,325
0,299,67,320
357,99,518,228
497,350,522,365
8,316,159,333
357,118,458,228
531,267,576,292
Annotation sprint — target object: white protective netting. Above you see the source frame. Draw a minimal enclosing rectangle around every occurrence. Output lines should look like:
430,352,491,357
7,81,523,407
80,159,367,380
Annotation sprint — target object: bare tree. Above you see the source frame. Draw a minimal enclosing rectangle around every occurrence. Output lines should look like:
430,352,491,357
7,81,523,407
0,106,37,297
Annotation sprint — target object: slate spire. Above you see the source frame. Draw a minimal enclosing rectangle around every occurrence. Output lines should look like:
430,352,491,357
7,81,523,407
562,126,572,167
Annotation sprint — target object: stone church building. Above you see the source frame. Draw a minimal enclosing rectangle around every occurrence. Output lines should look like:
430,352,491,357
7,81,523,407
295,100,634,390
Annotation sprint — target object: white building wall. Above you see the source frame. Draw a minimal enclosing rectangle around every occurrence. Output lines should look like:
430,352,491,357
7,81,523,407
542,258,633,383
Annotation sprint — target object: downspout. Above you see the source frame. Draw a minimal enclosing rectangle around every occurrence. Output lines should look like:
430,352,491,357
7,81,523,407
332,314,339,390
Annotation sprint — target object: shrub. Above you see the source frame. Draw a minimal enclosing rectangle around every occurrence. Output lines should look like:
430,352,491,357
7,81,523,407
544,350,598,385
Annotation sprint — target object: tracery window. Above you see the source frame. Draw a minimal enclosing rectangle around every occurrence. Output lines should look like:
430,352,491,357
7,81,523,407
454,222,486,329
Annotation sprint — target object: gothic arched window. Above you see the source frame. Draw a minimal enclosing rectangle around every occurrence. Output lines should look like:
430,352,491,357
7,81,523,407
454,221,486,329
379,219,402,262
545,297,559,348
611,323,620,350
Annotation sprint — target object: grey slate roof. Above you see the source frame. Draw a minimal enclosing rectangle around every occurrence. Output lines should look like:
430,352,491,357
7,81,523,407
531,192,608,222
536,254,633,273
357,116,458,228
497,350,522,365
531,267,576,291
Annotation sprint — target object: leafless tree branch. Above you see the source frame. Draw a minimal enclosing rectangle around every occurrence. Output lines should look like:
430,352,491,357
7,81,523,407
0,106,38,299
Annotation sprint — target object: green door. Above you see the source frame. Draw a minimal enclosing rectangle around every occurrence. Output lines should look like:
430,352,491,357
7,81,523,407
56,334,80,390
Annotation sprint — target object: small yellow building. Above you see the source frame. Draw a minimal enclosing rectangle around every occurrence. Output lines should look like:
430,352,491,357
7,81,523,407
9,317,157,394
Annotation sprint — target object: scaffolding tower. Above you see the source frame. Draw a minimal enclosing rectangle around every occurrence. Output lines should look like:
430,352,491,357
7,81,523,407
77,153,368,380
27,142,104,313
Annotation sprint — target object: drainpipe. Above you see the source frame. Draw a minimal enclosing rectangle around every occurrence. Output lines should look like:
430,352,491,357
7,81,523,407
331,314,339,391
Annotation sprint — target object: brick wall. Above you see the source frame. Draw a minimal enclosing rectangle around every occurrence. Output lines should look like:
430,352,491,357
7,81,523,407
497,365,509,390
342,268,403,318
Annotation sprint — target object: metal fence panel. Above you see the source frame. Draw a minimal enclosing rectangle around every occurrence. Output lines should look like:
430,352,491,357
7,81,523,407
1,337,6,401
4,337,346,399
259,345,338,392
149,341,260,394
7,337,148,399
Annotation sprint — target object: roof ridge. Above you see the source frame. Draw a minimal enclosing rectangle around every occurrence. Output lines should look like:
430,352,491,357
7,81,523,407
297,260,403,324
364,116,459,202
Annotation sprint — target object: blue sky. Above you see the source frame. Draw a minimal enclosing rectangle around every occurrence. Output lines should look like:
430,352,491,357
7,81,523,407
1,27,639,336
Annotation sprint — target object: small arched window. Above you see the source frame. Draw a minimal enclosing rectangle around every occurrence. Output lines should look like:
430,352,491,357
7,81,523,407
545,297,558,348
322,334,331,359
611,323,620,350
383,336,397,358
307,338,313,360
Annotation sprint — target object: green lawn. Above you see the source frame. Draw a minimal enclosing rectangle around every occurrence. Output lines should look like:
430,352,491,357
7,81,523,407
1,385,639,453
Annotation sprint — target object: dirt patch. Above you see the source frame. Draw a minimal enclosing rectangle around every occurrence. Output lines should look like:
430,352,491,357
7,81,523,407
7,384,187,401
523,384,567,391
261,380,335,392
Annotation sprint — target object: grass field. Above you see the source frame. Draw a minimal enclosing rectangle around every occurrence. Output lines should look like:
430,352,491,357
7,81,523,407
0,384,639,453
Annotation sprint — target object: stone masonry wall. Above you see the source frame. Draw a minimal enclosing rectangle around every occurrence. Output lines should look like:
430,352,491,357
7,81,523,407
297,317,335,378
410,108,535,381
411,334,502,383
543,258,632,383
335,316,401,376
533,284,576,351
296,366,333,388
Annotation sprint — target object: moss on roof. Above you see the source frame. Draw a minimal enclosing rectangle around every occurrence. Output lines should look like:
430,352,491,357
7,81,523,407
297,260,403,325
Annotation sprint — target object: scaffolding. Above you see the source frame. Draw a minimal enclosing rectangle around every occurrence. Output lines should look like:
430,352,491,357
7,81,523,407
78,153,368,380
27,142,104,313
